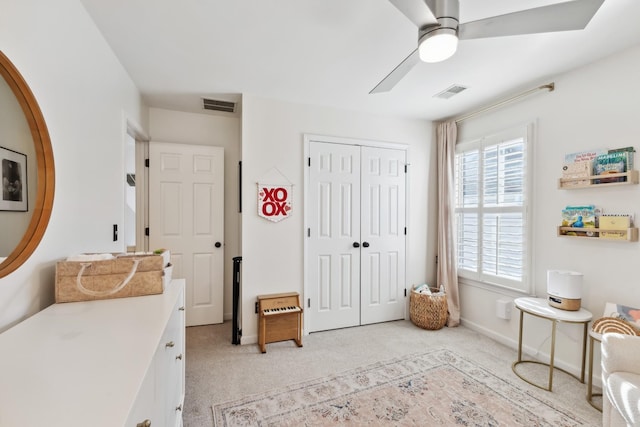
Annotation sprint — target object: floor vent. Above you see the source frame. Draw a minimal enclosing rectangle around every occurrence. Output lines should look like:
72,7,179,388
202,98,236,113
434,84,468,99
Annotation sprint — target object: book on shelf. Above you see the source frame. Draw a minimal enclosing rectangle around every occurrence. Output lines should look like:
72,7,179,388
599,214,632,240
561,160,591,186
561,205,597,236
564,148,608,164
608,146,636,155
593,150,635,183
613,147,635,171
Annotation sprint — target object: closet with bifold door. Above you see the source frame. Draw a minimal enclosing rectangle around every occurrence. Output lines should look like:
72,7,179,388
305,136,407,333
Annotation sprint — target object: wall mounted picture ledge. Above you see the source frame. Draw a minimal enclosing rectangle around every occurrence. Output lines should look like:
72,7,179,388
0,145,27,211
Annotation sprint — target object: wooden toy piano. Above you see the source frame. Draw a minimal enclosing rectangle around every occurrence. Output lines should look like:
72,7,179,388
257,292,303,353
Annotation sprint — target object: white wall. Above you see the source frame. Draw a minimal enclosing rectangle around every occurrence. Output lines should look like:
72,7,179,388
0,0,146,331
240,95,435,343
4,3,633,384
148,107,242,320
458,44,640,379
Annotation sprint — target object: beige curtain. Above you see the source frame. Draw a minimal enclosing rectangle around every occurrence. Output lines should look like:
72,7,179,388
436,121,460,327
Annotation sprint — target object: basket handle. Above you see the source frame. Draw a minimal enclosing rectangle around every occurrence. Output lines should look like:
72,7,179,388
76,258,142,297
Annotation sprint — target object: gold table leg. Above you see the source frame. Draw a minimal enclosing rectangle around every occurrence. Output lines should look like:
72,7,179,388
512,307,590,392
548,319,556,390
517,309,523,362
580,322,587,383
587,334,603,411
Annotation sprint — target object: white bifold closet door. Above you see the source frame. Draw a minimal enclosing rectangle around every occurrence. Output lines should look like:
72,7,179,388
307,141,406,333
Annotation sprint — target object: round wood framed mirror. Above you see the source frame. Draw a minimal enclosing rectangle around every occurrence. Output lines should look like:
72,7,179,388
0,51,55,278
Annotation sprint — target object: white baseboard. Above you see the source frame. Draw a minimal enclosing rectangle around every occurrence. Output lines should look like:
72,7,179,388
460,316,602,388
241,334,258,345
460,317,519,350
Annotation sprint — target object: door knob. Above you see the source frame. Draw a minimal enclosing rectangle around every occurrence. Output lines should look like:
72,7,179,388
215,242,222,248
353,242,360,248
362,242,370,248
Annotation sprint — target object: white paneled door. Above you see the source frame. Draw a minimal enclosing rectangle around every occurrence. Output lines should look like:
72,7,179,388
307,140,406,333
360,146,406,325
307,143,362,331
149,142,224,326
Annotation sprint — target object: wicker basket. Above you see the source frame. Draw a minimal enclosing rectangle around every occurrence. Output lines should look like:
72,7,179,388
410,287,448,330
592,316,640,336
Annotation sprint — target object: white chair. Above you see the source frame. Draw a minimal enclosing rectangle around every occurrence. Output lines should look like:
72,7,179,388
601,333,640,426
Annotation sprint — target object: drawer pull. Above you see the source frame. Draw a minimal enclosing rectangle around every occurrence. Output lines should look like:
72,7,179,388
165,341,175,348
178,306,185,311
136,420,151,427
176,404,183,412
176,353,183,360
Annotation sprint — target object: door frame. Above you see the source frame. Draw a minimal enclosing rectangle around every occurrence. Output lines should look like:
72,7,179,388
303,134,410,335
123,118,149,254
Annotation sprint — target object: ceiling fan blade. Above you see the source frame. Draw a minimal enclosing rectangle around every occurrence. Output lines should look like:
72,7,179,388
389,0,437,28
370,49,420,94
459,0,605,40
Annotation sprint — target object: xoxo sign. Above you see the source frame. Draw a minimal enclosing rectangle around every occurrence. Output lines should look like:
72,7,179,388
258,185,292,222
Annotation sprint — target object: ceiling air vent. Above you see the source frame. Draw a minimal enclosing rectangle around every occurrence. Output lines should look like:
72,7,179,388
434,84,468,99
202,98,236,113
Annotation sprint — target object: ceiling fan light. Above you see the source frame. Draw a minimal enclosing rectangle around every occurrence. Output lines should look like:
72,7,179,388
419,30,458,63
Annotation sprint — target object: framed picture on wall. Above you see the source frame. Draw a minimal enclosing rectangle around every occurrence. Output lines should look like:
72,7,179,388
0,146,27,211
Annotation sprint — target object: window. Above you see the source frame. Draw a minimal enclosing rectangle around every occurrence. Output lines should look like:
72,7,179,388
454,125,532,292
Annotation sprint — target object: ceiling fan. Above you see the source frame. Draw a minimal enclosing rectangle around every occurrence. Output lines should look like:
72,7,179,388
370,0,605,93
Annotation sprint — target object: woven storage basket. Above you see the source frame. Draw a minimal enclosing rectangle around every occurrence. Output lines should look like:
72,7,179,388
592,316,640,336
410,287,448,330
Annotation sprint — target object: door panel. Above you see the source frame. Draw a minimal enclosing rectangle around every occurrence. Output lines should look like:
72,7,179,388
360,146,406,325
149,142,224,326
360,147,406,325
308,142,361,332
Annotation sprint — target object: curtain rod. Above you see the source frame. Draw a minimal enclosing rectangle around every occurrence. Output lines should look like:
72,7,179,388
454,82,555,124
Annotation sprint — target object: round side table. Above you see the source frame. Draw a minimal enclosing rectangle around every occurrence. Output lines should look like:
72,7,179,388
512,297,593,391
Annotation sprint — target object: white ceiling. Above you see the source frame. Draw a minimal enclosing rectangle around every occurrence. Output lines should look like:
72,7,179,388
79,0,640,121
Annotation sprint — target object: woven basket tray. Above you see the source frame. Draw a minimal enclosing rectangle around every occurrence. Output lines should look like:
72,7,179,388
410,288,448,330
592,316,640,336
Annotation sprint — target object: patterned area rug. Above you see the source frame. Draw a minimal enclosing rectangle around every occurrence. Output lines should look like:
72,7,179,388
212,349,591,426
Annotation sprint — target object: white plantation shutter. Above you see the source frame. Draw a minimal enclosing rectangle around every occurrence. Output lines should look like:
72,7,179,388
454,125,532,292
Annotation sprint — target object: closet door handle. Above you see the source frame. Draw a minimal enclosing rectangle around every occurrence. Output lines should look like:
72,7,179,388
215,241,222,248
362,242,370,248
352,242,360,248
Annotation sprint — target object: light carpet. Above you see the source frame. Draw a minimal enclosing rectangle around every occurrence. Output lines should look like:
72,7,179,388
213,349,590,426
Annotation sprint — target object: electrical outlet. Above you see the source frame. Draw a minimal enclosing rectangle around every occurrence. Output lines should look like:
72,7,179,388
496,299,512,319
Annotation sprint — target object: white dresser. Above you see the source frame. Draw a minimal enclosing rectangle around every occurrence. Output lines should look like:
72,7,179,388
0,279,185,427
